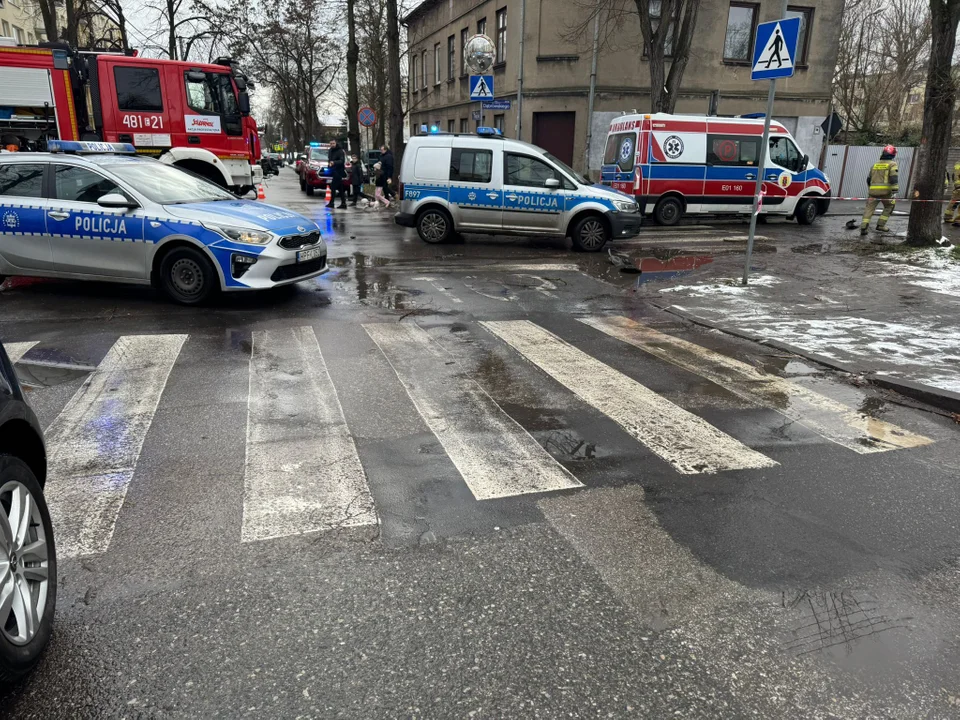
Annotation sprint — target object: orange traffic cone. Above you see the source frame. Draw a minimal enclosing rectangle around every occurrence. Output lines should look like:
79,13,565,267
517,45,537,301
324,185,332,203
256,184,266,200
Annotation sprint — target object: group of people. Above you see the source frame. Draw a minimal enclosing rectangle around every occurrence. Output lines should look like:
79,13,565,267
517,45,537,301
324,139,396,211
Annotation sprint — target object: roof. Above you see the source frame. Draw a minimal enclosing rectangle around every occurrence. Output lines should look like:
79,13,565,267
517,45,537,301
401,0,443,25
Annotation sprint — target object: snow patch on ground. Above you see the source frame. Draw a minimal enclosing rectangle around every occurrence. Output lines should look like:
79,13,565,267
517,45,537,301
659,275,781,295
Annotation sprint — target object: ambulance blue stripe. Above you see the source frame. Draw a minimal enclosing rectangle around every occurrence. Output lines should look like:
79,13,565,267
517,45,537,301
646,165,706,179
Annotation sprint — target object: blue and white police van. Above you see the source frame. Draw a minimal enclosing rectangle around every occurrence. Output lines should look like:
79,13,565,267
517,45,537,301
0,141,327,304
395,127,642,252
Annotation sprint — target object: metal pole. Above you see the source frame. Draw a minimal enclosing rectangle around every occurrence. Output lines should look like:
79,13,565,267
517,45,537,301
584,7,601,172
742,79,776,286
515,0,526,139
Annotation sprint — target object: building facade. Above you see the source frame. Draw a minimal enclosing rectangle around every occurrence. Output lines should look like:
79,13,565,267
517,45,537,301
0,0,43,46
403,0,843,172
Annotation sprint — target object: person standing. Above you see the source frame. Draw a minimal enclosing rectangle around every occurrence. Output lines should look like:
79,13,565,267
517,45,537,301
372,161,391,209
380,145,395,201
860,146,898,236
327,139,348,209
944,160,960,226
349,154,364,206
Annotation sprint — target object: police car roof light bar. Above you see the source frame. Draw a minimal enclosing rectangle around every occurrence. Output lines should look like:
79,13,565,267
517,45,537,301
475,127,503,137
47,140,137,154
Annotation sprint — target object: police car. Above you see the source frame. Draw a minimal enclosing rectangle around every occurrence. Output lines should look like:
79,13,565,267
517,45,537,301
0,141,327,304
396,127,642,251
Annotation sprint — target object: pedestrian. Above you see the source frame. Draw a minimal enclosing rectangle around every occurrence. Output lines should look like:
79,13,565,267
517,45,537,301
380,145,395,201
327,139,348,209
944,160,960,226
372,161,391,210
349,154,364,206
860,145,898,236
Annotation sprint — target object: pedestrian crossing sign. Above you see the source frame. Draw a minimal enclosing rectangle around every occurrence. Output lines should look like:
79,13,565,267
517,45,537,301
469,74,495,100
751,16,801,81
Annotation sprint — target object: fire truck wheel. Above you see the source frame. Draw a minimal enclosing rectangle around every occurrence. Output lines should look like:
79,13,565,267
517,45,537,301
653,196,683,226
795,198,818,225
159,247,217,305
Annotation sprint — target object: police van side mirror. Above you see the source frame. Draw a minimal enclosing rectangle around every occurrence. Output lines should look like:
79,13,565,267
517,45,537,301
545,178,561,189
98,193,139,209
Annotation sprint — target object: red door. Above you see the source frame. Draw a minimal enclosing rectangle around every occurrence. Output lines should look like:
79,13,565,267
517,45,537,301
532,112,576,166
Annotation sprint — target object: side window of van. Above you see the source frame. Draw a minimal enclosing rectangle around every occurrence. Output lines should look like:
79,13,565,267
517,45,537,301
505,154,560,188
604,132,636,172
450,148,492,183
707,134,760,166
769,137,802,172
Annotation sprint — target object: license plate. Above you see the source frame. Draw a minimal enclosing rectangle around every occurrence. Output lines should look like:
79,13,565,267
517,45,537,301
297,247,324,263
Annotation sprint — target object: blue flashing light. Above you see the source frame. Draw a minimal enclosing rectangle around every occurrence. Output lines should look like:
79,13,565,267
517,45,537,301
309,141,321,146
47,140,137,154
476,127,503,137
739,113,766,119
430,125,439,133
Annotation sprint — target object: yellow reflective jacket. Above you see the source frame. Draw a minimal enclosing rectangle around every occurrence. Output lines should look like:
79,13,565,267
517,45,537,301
868,160,899,197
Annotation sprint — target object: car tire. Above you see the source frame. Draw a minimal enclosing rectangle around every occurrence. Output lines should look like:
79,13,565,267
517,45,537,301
795,198,818,225
571,215,609,252
159,246,218,306
306,185,315,196
417,208,453,244
0,455,56,686
299,177,306,191
653,196,683,226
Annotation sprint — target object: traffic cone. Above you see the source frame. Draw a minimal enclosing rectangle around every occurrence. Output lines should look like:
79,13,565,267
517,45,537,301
324,185,332,203
257,184,266,200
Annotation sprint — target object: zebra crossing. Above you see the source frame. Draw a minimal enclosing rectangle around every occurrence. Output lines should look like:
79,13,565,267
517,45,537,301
8,316,934,558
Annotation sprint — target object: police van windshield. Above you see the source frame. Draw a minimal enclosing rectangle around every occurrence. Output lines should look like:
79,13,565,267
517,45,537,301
545,152,588,186
108,162,236,204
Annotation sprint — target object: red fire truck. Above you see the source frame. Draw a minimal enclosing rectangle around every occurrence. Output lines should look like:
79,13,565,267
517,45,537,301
0,41,262,193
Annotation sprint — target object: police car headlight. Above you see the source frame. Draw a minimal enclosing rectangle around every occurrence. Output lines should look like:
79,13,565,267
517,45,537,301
613,200,638,213
206,224,273,245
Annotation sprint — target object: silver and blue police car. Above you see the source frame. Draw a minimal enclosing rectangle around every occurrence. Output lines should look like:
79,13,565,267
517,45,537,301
0,141,327,305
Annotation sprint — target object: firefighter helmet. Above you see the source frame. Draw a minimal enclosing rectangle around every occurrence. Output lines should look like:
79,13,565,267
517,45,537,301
883,145,897,158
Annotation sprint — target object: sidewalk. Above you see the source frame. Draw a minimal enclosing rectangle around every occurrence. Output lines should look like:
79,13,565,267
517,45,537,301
630,216,960,411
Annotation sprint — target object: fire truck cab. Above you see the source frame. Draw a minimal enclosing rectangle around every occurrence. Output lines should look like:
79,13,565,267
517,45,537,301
0,41,262,194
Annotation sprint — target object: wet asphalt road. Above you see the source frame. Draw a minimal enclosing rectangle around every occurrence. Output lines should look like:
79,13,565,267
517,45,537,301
1,171,959,718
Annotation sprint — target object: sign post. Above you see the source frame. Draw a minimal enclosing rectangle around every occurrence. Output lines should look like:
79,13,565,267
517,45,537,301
464,34,496,130
742,12,800,285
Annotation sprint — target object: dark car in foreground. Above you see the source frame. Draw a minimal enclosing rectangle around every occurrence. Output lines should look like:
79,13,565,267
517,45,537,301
0,342,56,684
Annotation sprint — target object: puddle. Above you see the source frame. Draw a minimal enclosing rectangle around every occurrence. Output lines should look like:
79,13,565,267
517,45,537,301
15,360,94,388
634,255,714,285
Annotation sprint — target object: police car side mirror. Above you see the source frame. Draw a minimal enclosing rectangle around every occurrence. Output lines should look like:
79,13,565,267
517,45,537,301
98,193,138,210
545,178,561,189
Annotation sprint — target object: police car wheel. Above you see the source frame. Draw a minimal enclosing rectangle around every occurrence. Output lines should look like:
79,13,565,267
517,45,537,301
160,248,216,305
653,196,683,226
796,199,818,225
417,209,452,244
572,216,609,252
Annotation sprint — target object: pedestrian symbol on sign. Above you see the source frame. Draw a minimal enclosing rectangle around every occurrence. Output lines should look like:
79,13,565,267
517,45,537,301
751,20,797,79
469,75,494,100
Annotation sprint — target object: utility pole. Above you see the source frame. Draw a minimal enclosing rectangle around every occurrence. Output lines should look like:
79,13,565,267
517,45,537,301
515,0,526,140
584,6,601,173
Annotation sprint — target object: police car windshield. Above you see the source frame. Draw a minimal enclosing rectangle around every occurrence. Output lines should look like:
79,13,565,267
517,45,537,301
545,153,588,185
309,147,329,163
107,162,236,204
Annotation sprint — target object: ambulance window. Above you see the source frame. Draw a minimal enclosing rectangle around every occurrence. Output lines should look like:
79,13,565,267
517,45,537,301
185,74,219,115
604,132,636,172
707,134,760,166
114,67,163,112
450,148,492,183
769,136,801,171
53,165,123,204
0,163,45,198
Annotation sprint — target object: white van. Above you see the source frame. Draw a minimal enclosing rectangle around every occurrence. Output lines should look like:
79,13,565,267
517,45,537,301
395,128,642,251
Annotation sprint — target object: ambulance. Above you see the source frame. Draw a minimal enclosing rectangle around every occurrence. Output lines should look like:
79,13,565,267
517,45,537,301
600,113,831,225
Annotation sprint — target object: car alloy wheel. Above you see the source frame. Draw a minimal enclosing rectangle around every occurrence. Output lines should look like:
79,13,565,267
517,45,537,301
419,211,448,243
0,480,51,647
579,219,606,250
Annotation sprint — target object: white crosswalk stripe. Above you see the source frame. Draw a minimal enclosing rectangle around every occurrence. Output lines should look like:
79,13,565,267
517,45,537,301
43,334,187,557
242,326,376,542
481,320,778,475
5,341,38,364
581,315,933,453
363,322,582,499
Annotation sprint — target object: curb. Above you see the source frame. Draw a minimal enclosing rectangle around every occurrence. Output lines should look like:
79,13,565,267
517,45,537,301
652,302,959,414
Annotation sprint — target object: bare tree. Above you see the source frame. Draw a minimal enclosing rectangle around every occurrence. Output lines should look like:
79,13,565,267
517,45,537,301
905,0,960,246
346,0,361,154
386,0,404,168
878,0,931,134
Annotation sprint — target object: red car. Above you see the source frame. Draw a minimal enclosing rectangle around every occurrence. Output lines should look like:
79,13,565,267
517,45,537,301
298,144,359,197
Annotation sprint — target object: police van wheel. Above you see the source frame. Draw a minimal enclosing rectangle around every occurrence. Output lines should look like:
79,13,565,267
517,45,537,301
417,208,452,244
653,196,683,226
795,199,818,225
160,248,217,306
571,216,609,252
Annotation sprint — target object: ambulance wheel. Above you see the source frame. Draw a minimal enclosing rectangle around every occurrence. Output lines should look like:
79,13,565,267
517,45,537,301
159,247,217,306
306,185,315,196
653,196,683,226
417,208,452,244
795,199,818,225
571,215,609,252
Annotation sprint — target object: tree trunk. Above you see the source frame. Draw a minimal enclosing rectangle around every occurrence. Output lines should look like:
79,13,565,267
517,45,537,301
385,0,404,174
346,0,362,154
663,0,702,113
905,0,960,246
64,0,79,47
168,0,179,59
38,0,59,42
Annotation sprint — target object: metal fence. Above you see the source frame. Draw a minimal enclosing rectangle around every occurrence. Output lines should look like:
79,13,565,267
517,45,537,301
821,145,917,199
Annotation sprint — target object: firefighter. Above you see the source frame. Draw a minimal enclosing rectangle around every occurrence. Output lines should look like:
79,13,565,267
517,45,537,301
944,161,960,225
861,145,898,236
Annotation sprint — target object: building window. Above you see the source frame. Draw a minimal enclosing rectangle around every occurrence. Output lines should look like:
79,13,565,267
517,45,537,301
460,28,468,75
0,21,9,38
495,9,506,63
421,50,427,89
785,7,813,65
494,114,504,132
647,0,677,56
411,55,418,93
723,3,758,62
13,26,24,44
114,66,164,112
434,43,441,83
448,119,456,133
477,17,486,36
448,35,456,79
460,118,468,133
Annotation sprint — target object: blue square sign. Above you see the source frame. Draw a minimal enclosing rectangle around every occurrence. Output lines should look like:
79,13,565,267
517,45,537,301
469,75,494,101
751,17,801,81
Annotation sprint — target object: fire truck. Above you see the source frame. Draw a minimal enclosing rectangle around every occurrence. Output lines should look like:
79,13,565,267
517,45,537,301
0,40,262,194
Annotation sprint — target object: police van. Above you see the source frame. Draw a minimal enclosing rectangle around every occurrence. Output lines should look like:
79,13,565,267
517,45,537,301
600,113,831,225
396,128,642,251
0,141,327,304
